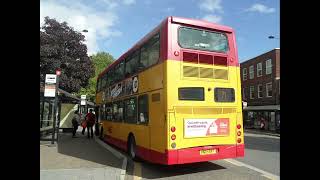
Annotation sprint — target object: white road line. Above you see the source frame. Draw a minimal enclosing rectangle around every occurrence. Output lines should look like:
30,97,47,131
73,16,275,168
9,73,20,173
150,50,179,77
94,136,127,180
224,159,279,180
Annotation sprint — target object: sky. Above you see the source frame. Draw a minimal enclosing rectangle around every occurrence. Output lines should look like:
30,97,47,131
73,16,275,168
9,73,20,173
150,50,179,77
40,0,279,63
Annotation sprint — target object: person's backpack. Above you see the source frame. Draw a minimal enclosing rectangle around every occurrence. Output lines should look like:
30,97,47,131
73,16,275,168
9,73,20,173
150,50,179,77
72,116,78,126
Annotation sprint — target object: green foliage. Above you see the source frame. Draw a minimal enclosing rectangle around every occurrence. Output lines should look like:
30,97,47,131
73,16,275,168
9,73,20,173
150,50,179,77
77,52,115,102
40,16,95,93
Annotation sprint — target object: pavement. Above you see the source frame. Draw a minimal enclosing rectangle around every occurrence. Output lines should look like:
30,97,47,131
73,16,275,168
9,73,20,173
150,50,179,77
40,129,127,180
40,128,279,180
244,128,280,137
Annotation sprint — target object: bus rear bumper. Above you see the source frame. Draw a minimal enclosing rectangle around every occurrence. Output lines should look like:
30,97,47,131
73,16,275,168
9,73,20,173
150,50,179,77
166,144,245,165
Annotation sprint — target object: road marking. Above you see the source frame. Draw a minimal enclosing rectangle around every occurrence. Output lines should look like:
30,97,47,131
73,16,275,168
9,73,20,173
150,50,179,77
94,136,127,180
224,159,279,180
133,162,142,180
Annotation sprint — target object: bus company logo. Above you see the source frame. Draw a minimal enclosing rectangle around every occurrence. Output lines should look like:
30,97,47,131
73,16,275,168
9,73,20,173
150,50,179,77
110,83,122,98
132,76,138,93
219,122,228,128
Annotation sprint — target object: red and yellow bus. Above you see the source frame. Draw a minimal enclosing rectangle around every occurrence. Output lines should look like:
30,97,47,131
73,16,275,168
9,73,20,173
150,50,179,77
96,16,244,165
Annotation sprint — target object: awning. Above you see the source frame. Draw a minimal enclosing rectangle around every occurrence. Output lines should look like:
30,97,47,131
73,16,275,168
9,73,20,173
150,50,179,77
243,105,280,111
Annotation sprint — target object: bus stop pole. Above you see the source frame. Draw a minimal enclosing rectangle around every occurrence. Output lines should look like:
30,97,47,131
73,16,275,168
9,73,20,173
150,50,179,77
51,75,59,144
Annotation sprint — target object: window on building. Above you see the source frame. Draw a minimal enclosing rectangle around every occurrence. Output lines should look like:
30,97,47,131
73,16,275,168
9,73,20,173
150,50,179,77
249,65,254,79
242,88,246,100
243,68,247,81
250,86,254,99
258,84,263,98
257,63,262,77
266,59,272,75
124,97,137,124
138,94,149,124
266,82,272,97
279,80,280,94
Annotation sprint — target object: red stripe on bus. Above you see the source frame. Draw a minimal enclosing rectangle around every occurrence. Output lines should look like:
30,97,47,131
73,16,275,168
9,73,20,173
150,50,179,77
103,135,244,165
236,143,245,157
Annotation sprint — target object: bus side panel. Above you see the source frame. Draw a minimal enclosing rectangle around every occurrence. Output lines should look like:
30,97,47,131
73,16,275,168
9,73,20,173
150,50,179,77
96,91,103,105
148,89,166,162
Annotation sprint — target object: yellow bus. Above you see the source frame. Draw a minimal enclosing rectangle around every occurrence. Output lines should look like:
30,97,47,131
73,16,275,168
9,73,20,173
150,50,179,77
96,16,244,165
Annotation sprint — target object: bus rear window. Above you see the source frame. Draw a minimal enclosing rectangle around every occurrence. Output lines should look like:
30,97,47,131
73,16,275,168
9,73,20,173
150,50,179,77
214,88,235,102
178,87,204,101
178,27,229,53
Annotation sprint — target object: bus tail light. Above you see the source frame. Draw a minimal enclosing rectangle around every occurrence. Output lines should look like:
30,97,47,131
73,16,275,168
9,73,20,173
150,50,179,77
171,134,176,140
171,126,176,132
171,143,176,148
237,124,241,129
237,138,242,143
237,131,241,136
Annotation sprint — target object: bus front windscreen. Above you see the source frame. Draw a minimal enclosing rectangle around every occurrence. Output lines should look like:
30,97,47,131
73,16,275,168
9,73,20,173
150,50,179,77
178,27,229,53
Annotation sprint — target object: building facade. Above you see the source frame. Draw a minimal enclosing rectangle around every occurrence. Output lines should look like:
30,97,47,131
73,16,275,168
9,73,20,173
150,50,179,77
240,48,280,132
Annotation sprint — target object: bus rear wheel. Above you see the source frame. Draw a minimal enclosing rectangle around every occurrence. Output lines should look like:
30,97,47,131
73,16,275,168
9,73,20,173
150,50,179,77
128,135,138,161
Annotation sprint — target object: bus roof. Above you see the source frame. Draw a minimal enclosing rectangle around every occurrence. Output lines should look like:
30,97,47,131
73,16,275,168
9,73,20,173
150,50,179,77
98,16,234,78
170,16,234,33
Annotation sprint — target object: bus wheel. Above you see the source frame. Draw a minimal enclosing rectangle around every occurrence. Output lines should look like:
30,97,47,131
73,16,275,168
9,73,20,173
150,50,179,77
128,135,138,161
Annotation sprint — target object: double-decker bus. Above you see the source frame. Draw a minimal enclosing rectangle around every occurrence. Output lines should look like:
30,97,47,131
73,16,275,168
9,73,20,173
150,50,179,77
96,16,244,165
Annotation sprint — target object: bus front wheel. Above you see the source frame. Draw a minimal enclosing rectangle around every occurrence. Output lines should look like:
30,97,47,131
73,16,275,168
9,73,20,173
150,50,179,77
128,135,138,161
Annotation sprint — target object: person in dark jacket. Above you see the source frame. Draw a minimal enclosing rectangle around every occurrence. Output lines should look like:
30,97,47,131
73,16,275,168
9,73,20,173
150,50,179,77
85,109,96,139
72,110,81,138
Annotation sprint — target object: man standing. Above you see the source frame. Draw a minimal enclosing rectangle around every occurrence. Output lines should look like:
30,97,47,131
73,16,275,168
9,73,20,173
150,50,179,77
85,109,96,139
72,110,81,138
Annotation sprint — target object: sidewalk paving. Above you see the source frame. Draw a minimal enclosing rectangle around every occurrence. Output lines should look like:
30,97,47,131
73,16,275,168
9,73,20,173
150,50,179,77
244,128,280,137
40,130,124,180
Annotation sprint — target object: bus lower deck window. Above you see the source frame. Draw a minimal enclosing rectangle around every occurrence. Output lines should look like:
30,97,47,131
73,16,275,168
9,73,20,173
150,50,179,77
178,87,204,101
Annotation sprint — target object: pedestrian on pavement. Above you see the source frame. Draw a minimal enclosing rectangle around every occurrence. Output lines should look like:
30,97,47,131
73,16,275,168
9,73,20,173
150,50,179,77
81,113,87,135
85,109,96,139
72,110,81,138
260,117,266,130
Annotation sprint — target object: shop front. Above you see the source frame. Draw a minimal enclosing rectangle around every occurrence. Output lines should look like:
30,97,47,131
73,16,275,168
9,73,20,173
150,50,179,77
243,105,280,133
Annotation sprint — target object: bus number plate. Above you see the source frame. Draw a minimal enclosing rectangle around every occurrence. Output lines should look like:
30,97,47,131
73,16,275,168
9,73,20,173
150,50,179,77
200,149,217,155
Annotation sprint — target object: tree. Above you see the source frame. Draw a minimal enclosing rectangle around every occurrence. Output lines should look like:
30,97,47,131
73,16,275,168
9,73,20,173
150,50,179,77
40,16,95,93
77,52,114,102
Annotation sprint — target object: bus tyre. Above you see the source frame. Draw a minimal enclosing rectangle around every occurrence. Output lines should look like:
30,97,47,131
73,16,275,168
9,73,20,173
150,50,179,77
128,136,138,161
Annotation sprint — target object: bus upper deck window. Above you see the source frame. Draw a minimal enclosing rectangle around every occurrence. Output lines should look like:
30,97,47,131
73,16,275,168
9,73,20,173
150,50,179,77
178,27,229,53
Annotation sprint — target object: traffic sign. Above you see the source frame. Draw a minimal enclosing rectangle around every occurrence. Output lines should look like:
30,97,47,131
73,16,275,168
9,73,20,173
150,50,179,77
45,74,57,84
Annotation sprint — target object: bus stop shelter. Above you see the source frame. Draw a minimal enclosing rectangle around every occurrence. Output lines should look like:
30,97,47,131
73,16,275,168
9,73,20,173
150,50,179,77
40,86,95,144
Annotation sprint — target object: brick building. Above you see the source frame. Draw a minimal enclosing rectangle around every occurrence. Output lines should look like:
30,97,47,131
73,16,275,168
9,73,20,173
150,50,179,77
240,48,280,132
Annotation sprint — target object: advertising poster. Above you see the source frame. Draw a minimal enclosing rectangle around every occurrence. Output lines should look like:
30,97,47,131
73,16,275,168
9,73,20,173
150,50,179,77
184,118,229,138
